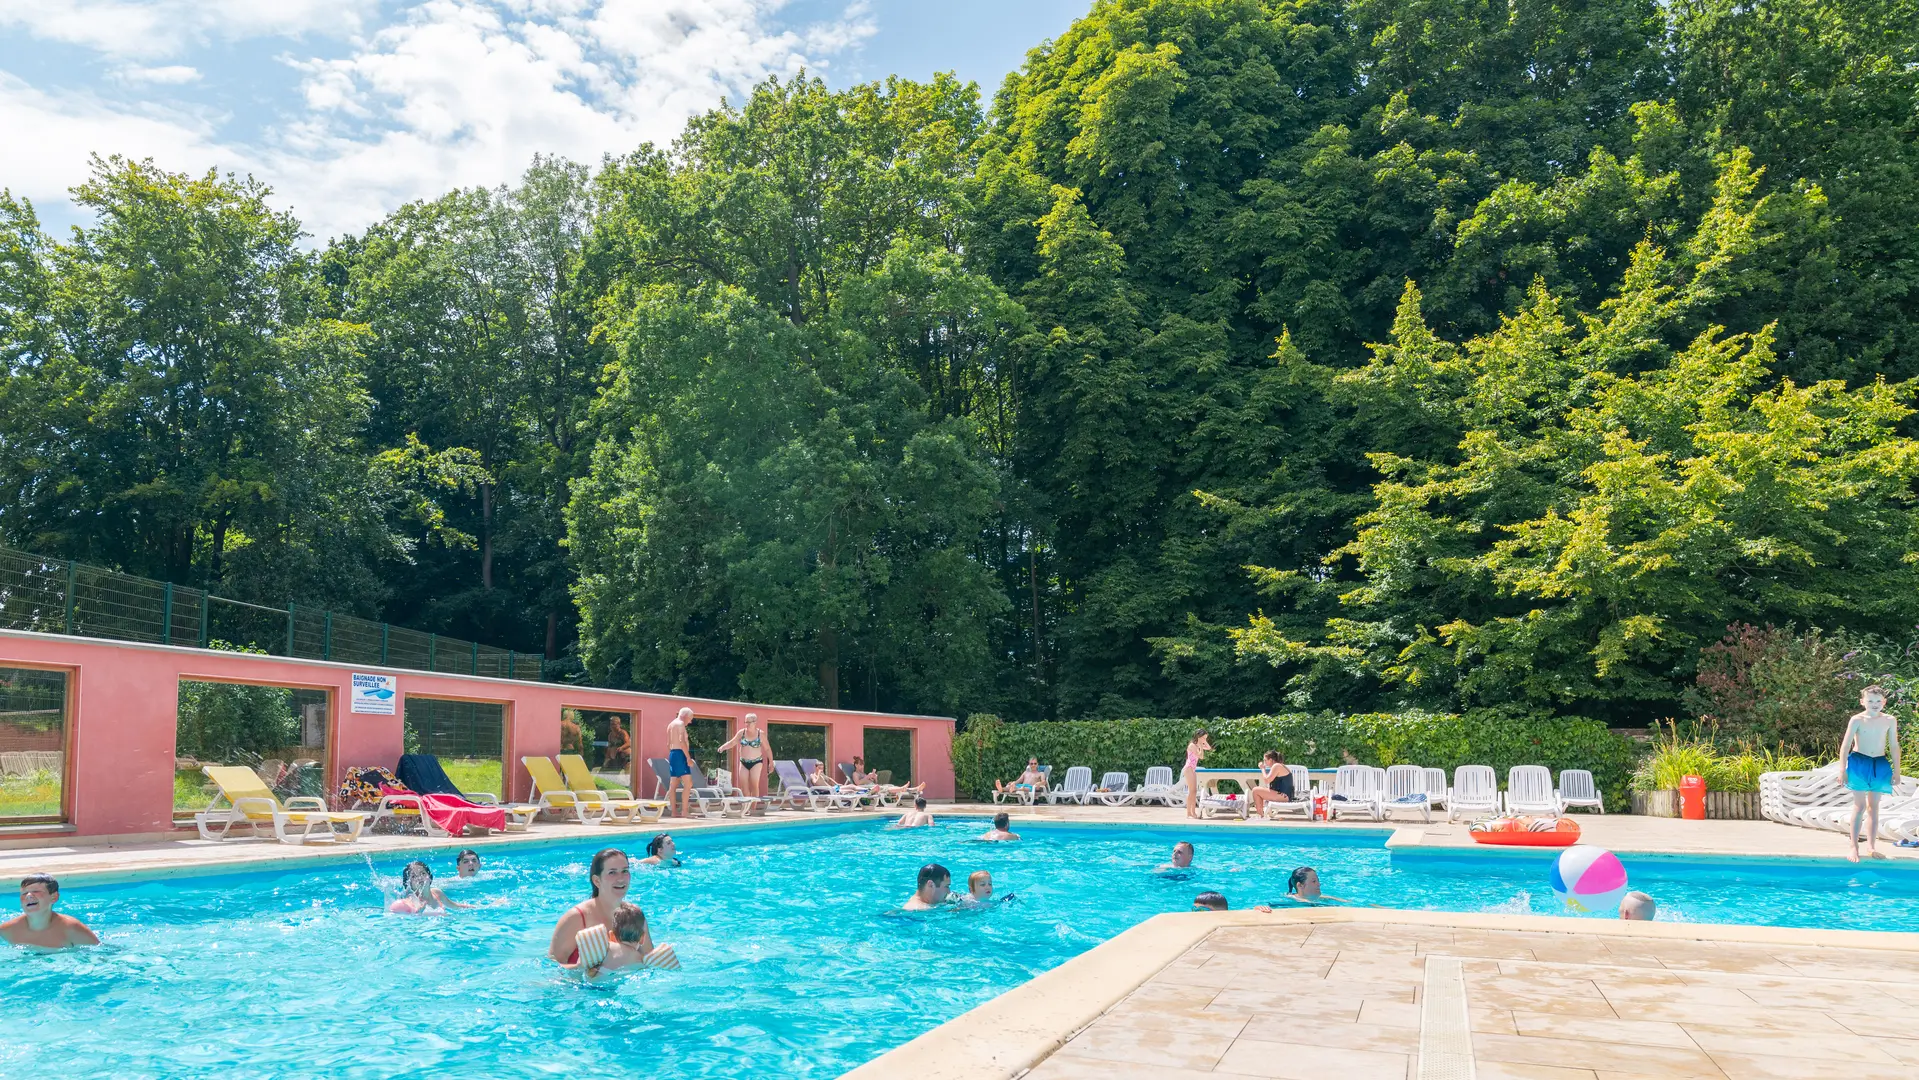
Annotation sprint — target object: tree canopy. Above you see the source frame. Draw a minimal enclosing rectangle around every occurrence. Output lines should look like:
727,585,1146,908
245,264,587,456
2,0,1914,719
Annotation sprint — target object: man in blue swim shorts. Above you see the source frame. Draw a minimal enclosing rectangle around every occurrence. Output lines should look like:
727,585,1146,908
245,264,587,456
666,707,697,819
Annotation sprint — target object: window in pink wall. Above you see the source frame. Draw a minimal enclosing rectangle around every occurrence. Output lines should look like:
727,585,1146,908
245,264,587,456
403,698,505,799
863,728,914,784
768,723,826,767
174,680,329,820
0,666,68,823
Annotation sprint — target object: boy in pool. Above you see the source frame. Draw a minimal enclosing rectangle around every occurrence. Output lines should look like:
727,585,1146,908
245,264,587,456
455,850,481,877
1,875,98,948
582,902,680,980
892,796,935,829
1192,892,1273,913
980,812,1019,841
1618,891,1657,921
390,861,473,913
903,863,952,911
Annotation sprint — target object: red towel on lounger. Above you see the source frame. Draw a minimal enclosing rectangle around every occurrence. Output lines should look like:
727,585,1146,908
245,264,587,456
380,785,508,834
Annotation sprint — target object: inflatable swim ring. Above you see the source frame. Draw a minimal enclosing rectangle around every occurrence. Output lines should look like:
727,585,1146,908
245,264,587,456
1468,815,1581,847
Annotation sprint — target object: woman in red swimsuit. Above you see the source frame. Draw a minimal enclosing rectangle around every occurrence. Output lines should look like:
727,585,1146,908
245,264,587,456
548,848,642,966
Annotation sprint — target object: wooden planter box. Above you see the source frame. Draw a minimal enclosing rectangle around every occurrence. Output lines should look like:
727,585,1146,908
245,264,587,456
1631,790,1761,819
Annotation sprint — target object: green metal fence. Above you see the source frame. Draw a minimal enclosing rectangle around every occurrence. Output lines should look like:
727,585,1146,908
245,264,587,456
0,546,541,681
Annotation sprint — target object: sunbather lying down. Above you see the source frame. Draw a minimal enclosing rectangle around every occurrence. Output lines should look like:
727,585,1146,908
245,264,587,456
994,759,1047,795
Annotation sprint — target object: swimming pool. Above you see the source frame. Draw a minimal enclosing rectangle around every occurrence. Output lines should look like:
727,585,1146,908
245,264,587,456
4,819,1917,1079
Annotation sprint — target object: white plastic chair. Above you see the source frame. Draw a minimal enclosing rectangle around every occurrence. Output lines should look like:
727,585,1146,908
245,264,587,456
1135,766,1180,806
1504,765,1558,816
1555,769,1604,814
1448,765,1499,822
1049,766,1094,805
1093,771,1134,806
1329,765,1383,821
1263,764,1313,819
1422,767,1449,810
1382,764,1432,822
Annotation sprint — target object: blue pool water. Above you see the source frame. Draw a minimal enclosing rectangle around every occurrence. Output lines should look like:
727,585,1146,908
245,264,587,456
3,819,1918,1079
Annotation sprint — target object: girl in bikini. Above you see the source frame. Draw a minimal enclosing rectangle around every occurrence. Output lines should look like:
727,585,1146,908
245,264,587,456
1183,729,1213,819
716,713,771,814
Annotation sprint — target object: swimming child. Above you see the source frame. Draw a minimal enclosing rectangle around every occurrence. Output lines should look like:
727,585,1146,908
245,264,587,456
1618,891,1657,921
455,849,481,877
1192,891,1273,913
579,902,680,981
979,812,1019,841
639,833,681,867
0,875,98,948
967,870,994,903
389,861,472,914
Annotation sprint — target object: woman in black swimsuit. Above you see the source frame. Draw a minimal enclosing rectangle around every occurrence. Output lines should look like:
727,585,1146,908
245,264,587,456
1249,751,1296,818
717,713,771,813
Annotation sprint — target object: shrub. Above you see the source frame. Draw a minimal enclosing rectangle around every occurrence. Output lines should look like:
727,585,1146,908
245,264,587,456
1629,721,1820,794
951,710,1636,809
1686,624,1857,754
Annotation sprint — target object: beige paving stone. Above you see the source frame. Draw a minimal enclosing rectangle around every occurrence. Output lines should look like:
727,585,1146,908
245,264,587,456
1704,1050,1911,1080
1237,1016,1420,1054
1873,1037,1919,1065
1470,1005,1523,1035
1509,1012,1700,1049
1058,1021,1237,1072
1680,1024,1900,1063
1473,1032,1727,1077
1618,1001,1848,1034
1103,1000,1252,1040
1477,1064,1599,1080
1213,1036,1411,1080
1208,988,1379,1017
1355,998,1420,1028
1024,1052,1265,1080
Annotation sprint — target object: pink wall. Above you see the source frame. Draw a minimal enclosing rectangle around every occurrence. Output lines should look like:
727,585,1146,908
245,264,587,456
0,629,957,838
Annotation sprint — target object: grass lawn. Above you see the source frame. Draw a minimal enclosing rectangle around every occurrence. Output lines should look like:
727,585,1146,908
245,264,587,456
0,771,61,818
440,758,504,799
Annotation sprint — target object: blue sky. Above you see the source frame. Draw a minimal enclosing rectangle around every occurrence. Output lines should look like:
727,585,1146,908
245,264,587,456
0,0,1087,239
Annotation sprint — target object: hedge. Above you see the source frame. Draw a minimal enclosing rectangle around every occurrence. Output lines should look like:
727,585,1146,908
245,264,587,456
951,712,1637,811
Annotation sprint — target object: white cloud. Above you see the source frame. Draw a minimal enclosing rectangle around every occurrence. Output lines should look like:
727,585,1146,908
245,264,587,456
0,0,876,239
0,73,239,209
115,65,203,85
0,0,378,59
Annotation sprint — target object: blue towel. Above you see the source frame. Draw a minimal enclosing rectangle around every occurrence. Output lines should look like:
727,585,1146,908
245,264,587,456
395,754,466,797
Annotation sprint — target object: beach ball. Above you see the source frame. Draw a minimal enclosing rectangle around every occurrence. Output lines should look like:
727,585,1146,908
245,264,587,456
1549,845,1628,914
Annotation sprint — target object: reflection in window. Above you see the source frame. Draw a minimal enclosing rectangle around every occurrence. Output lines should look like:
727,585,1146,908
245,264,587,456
174,681,328,818
404,698,505,799
0,667,67,822
863,728,914,785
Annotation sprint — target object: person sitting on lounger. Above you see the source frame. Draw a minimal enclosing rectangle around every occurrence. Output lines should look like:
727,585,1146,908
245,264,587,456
1158,841,1195,871
390,860,472,914
807,762,838,789
639,833,680,867
1618,891,1657,921
980,812,1020,841
1,875,98,949
903,863,952,911
893,797,935,829
455,850,481,878
994,759,1048,798
1248,751,1296,817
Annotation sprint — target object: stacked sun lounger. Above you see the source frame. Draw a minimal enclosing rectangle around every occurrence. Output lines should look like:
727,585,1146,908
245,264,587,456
1760,765,1919,840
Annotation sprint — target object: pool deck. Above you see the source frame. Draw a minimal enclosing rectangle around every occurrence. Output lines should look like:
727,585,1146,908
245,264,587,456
0,798,1906,886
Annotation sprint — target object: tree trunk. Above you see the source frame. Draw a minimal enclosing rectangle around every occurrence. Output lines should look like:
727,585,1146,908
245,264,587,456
819,626,840,708
545,609,559,661
480,481,494,591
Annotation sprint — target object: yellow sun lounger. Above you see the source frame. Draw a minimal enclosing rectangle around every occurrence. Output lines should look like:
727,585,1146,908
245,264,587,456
557,754,668,824
194,766,368,844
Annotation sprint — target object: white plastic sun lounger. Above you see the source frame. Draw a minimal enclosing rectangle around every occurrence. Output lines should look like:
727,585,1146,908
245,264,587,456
1555,769,1604,814
1049,766,1095,805
1504,765,1559,816
1448,765,1500,822
1093,771,1134,806
1422,767,1449,811
1262,764,1313,819
1382,764,1432,823
1329,765,1383,821
1134,766,1180,806
772,760,843,810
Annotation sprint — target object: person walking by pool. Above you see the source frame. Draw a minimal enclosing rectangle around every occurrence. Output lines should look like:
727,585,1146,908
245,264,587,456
903,863,952,911
980,812,1020,841
390,861,472,914
1183,729,1213,819
893,796,935,828
1618,891,1657,920
666,707,698,818
1,875,98,948
455,849,481,878
1841,685,1901,863
1158,841,1194,870
550,848,639,966
1248,751,1296,818
639,833,681,867
994,758,1048,800
715,712,771,814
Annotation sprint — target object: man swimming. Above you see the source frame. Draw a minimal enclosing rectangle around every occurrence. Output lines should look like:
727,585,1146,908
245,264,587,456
1158,841,1194,870
639,833,681,867
903,863,952,911
1,875,98,948
980,812,1019,841
892,796,935,828
666,706,697,818
455,849,481,878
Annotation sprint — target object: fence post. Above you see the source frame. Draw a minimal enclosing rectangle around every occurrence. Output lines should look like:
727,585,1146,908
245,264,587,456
508,650,515,679
198,591,209,647
63,561,76,635
161,582,174,645
381,623,390,665
470,640,478,675
427,633,437,671
323,611,333,661
286,603,296,656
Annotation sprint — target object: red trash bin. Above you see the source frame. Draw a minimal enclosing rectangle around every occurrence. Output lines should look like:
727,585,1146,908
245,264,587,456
1680,774,1707,820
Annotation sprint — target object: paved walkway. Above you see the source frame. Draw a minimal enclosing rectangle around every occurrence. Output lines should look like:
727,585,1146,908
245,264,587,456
1023,916,1919,1080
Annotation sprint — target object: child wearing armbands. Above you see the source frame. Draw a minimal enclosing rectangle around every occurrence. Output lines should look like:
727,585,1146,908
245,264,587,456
575,902,681,980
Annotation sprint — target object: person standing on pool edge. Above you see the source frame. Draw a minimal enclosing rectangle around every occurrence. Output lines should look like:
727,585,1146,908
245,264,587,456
715,712,771,815
666,707,697,818
1183,729,1213,819
1840,685,1900,863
